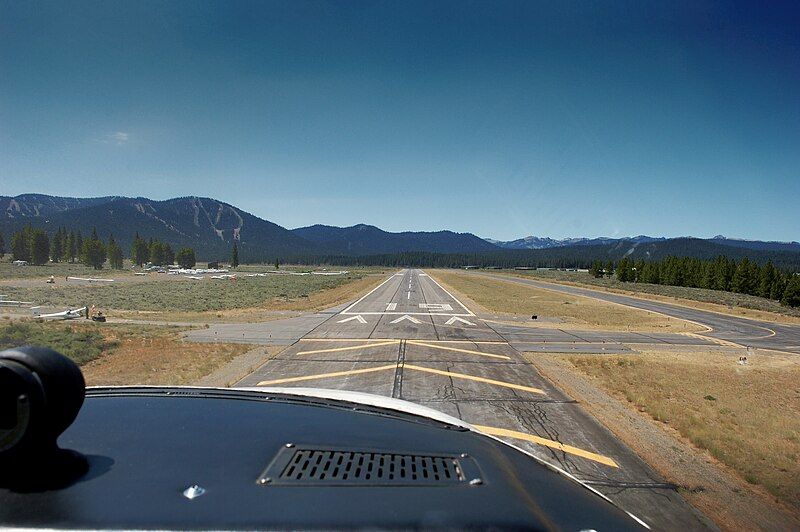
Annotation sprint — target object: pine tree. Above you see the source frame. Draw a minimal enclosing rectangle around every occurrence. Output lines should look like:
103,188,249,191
30,229,50,265
176,247,196,268
107,234,124,269
616,257,632,282
757,261,775,299
75,231,83,257
231,242,239,268
781,275,800,307
11,229,31,262
0,232,4,257
149,240,165,266
131,233,149,266
50,228,64,263
730,258,752,294
81,238,106,269
770,272,788,301
66,231,77,262
275,258,280,270
604,260,613,278
163,243,175,266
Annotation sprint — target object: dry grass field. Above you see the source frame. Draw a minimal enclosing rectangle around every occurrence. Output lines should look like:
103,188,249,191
432,270,703,332
81,327,251,386
558,348,800,510
1,264,386,321
0,319,250,385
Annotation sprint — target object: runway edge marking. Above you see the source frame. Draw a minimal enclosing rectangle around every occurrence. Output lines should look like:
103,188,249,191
422,270,476,316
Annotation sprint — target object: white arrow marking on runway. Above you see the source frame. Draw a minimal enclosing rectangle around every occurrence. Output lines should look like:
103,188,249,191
445,316,475,326
337,315,368,324
390,314,422,324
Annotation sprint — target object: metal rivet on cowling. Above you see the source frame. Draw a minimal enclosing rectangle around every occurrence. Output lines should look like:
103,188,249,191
182,484,206,499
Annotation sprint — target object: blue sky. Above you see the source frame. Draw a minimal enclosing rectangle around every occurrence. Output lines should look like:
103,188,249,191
2,1,798,241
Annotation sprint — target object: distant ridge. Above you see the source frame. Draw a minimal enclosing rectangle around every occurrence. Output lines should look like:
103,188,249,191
489,234,800,252
2,194,797,265
0,194,497,260
292,224,497,255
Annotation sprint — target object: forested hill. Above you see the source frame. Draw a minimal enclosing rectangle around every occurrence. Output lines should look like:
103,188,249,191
2,194,797,269
0,194,498,260
287,239,800,271
1,195,314,261
291,224,498,255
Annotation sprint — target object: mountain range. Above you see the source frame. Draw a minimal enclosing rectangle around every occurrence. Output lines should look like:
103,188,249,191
487,234,800,252
2,194,798,264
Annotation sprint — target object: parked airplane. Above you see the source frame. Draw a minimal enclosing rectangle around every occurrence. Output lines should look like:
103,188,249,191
35,307,87,320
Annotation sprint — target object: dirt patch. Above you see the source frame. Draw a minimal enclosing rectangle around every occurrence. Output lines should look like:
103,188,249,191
526,349,800,530
430,270,704,332
194,344,287,387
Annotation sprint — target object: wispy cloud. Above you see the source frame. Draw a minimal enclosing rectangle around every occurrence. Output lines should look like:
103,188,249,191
99,131,130,145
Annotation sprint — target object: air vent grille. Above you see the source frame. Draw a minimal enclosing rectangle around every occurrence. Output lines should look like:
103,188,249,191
259,447,480,487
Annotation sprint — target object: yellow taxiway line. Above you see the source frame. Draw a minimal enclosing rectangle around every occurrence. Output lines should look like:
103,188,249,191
256,364,398,386
402,364,545,395
300,338,402,343
296,340,400,356
406,341,511,360
299,338,509,345
255,363,544,395
473,425,618,468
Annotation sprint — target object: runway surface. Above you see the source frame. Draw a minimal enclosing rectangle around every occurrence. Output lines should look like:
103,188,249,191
218,270,714,529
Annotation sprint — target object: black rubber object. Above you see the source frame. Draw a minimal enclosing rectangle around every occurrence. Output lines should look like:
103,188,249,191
0,346,87,488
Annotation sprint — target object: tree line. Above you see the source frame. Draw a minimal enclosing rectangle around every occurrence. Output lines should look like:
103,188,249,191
591,255,800,307
5,226,196,270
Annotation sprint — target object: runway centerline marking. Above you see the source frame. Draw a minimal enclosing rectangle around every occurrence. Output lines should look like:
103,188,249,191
406,340,511,360
402,364,545,395
297,340,400,356
256,364,398,386
473,425,618,468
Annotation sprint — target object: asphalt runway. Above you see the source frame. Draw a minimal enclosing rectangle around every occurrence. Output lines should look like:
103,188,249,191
475,271,800,355
226,270,713,530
